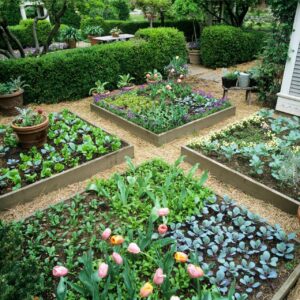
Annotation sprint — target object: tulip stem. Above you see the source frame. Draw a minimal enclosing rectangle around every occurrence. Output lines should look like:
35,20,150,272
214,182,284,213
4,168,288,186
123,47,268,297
196,278,201,299
141,251,155,262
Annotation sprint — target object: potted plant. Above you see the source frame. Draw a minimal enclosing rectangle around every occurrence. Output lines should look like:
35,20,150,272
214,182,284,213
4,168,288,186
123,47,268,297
110,27,122,38
11,107,49,148
145,69,163,84
0,77,29,116
222,72,238,88
84,26,104,45
117,74,135,91
89,80,110,102
188,40,200,65
61,27,80,49
248,67,260,87
164,56,188,81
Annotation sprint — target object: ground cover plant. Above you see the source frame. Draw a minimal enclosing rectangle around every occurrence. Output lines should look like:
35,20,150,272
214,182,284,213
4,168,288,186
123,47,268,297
0,110,122,195
94,80,231,134
189,110,300,201
0,158,298,300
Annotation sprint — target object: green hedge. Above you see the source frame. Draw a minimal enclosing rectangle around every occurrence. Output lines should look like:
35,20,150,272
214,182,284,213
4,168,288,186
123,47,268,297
0,28,187,104
80,18,200,40
200,25,265,68
0,19,52,49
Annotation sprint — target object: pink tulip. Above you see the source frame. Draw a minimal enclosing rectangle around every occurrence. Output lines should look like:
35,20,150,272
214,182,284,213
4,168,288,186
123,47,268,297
157,207,169,217
180,74,184,79
52,266,68,277
127,242,141,254
153,268,165,285
177,79,182,83
98,263,109,278
146,73,151,78
154,73,158,78
101,228,111,240
112,252,123,265
187,264,204,279
158,224,168,235
166,85,172,91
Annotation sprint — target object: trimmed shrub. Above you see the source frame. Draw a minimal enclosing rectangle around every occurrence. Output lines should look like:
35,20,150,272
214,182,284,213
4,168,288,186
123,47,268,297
0,28,187,104
80,19,200,40
1,0,21,25
200,25,265,68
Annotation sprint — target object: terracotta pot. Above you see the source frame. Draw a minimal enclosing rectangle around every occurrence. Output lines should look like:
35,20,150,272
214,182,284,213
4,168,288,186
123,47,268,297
12,116,49,148
0,89,24,116
67,40,77,49
112,33,120,38
189,49,200,65
88,35,98,46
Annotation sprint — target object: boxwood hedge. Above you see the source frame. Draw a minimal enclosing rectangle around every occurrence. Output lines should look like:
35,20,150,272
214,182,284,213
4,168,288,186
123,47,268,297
200,25,265,68
0,28,187,104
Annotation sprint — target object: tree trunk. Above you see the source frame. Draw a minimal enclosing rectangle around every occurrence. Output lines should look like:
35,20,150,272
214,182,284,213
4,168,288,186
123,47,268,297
160,10,165,26
3,25,25,58
42,0,67,55
33,13,49,55
0,25,17,59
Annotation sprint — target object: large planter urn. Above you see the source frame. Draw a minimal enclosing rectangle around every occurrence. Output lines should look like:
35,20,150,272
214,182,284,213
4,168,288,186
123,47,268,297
188,49,200,65
12,115,49,148
0,89,24,116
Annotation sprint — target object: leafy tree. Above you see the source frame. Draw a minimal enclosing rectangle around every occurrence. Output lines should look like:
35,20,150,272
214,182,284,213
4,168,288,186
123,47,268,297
132,0,171,27
112,0,130,20
171,0,204,41
196,0,259,27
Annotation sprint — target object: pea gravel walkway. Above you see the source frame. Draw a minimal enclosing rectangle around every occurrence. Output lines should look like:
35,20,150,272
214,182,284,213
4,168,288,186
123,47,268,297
0,63,299,299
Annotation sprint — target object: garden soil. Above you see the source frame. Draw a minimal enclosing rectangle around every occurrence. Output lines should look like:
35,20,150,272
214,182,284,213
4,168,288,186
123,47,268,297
1,62,299,299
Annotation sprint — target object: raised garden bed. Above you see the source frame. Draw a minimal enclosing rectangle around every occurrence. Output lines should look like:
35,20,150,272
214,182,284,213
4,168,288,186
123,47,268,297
91,82,236,146
0,110,134,210
183,110,300,214
0,159,299,299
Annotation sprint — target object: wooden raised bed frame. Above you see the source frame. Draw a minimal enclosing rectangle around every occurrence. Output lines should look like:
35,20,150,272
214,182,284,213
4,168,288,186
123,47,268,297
181,146,299,215
90,103,236,146
0,113,134,211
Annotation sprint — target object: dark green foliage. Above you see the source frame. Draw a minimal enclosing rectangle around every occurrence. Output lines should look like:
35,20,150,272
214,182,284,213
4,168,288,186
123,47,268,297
0,28,186,104
80,19,200,40
111,0,130,20
0,221,45,300
0,0,21,25
0,19,52,48
200,25,265,68
61,3,81,28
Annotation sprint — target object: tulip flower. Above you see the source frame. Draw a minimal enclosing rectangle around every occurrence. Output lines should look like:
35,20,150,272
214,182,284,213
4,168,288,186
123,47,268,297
157,207,169,217
37,108,43,115
112,252,123,265
154,73,158,79
171,68,175,73
110,235,124,245
153,268,165,285
187,264,204,279
127,242,141,254
177,79,182,83
158,224,168,235
101,228,111,240
140,282,153,297
146,73,151,79
170,297,180,300
180,74,184,79
166,85,172,90
98,263,108,278
174,252,188,263
52,266,68,277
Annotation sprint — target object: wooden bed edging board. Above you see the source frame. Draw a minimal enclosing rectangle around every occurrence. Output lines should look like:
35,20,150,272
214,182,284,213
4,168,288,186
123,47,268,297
0,113,134,211
181,146,299,215
90,103,236,146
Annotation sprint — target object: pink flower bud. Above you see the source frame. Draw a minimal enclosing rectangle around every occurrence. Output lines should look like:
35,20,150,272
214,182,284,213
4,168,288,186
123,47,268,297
146,73,151,78
177,79,182,83
166,85,172,90
153,268,165,285
101,228,111,240
52,266,68,277
180,74,184,79
127,242,141,254
112,252,123,265
158,224,168,235
187,264,204,279
154,74,158,78
98,263,109,278
157,207,169,217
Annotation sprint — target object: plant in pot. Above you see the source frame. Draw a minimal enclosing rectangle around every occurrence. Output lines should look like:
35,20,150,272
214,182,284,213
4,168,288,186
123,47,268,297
0,77,29,116
110,27,122,38
188,39,201,65
11,107,49,148
84,26,104,45
222,72,238,88
117,74,135,91
248,67,260,87
62,27,81,49
89,80,110,102
145,69,163,84
164,56,188,81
